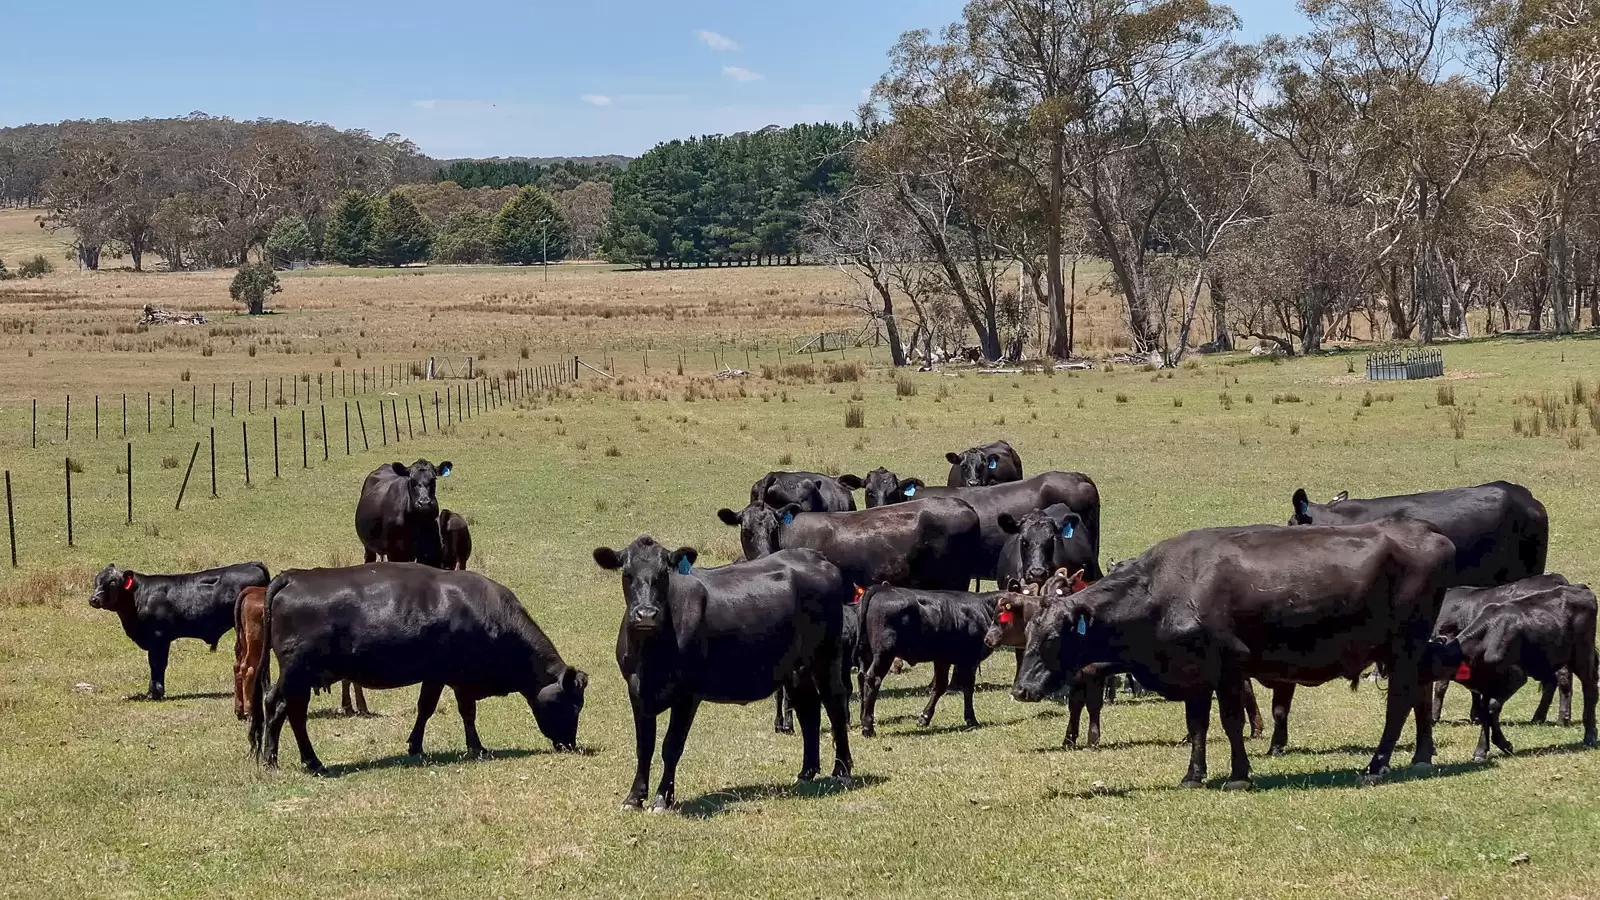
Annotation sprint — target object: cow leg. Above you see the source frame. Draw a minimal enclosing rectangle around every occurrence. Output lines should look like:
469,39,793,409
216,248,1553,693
653,698,701,811
918,661,950,728
407,681,444,756
1411,673,1437,769
1216,676,1252,789
773,688,794,735
1469,691,1484,724
954,662,980,729
284,687,322,774
1064,680,1086,749
860,653,893,738
1242,678,1264,739
363,548,377,564
1578,649,1599,748
1486,697,1514,757
791,684,824,782
1084,672,1105,748
1472,699,1493,762
340,681,356,716
1531,680,1555,724
1432,679,1450,724
1268,684,1295,756
623,695,656,811
1013,647,1024,685
1182,694,1213,788
1361,661,1419,785
1558,669,1574,726
354,685,370,716
146,643,170,700
261,681,287,768
233,639,248,720
457,694,486,759
821,677,854,780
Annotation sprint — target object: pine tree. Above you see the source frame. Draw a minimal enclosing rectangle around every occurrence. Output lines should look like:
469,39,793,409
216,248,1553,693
323,190,377,266
264,216,315,267
492,186,571,265
373,191,434,266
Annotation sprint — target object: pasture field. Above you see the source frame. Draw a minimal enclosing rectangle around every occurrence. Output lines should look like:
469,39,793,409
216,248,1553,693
3,264,1600,899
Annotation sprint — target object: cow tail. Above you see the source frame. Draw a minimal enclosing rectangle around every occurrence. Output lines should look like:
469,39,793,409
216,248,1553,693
855,584,885,672
249,574,287,758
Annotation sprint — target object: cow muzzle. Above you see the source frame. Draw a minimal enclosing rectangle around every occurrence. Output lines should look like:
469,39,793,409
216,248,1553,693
88,592,106,609
628,608,664,633
1012,684,1045,703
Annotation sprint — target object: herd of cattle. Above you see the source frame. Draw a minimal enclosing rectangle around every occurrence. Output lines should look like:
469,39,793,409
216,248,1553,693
86,441,1598,810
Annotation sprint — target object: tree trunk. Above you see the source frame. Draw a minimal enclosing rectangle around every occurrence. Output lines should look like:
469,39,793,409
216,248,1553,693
130,245,143,272
1172,264,1207,364
1381,263,1411,340
873,281,908,367
1045,141,1070,359
1210,273,1232,350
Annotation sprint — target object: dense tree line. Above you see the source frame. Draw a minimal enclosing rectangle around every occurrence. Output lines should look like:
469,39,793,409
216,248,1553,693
600,123,857,267
436,158,624,191
812,0,1600,365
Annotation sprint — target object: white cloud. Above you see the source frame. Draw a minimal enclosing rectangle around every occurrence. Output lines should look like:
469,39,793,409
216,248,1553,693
412,99,437,110
696,30,740,52
722,66,763,83
581,94,612,107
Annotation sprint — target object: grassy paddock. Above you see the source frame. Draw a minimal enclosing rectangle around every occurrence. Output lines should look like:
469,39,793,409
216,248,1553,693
3,275,1600,897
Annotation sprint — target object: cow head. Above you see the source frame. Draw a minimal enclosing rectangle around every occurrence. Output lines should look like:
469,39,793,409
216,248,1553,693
530,665,588,752
716,502,796,559
394,459,452,515
947,448,1002,487
986,569,1085,650
592,535,697,638
999,505,1093,587
1289,488,1347,525
89,564,136,611
860,467,923,508
1013,576,1101,703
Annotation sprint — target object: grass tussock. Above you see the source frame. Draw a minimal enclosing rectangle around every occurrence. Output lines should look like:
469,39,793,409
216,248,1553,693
844,404,865,429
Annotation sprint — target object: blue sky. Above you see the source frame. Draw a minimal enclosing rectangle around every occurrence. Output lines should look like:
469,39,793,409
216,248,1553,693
0,0,1308,159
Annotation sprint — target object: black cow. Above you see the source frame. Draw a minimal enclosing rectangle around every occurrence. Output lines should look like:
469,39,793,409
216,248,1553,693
717,496,983,591
946,440,1023,487
1444,579,1598,760
1432,574,1576,725
1014,521,1456,789
750,471,862,512
1289,481,1547,587
996,504,1102,590
249,564,587,772
855,586,996,736
858,470,1101,583
89,562,270,700
355,459,454,566
439,509,472,570
593,538,853,811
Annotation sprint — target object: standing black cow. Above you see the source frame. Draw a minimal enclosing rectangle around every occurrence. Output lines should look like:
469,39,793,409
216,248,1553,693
439,509,472,570
1432,574,1576,725
751,471,862,512
249,564,587,772
1289,481,1547,586
717,496,984,591
996,504,1102,590
1014,521,1456,789
592,537,853,811
355,459,454,566
89,562,270,700
946,440,1023,487
1443,579,1598,760
855,585,997,736
858,470,1101,584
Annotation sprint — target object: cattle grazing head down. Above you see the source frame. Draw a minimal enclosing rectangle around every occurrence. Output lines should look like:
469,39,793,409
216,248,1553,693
716,502,797,560
999,506,1092,586
1013,572,1109,702
1289,488,1348,525
89,564,135,611
593,536,698,637
947,448,1002,487
860,467,924,508
531,665,588,752
396,459,453,515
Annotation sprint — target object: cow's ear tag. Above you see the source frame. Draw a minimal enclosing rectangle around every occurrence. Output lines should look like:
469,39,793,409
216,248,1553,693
782,510,795,525
439,462,452,477
988,458,998,470
676,557,692,575
1075,614,1088,635
903,484,917,498
123,574,135,591
1061,521,1075,539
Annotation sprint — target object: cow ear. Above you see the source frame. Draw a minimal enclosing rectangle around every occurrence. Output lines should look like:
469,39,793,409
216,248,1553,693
1331,491,1347,504
1292,488,1310,520
803,479,823,497
945,452,962,465
716,508,742,527
592,547,622,570
997,513,1020,534
390,462,409,477
779,504,802,525
836,473,864,490
671,548,697,575
438,461,453,477
562,666,588,693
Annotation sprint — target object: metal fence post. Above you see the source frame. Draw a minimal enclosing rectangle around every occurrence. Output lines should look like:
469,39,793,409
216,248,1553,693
175,442,200,511
243,422,251,486
5,470,16,567
126,442,133,524
65,458,73,548
210,427,217,498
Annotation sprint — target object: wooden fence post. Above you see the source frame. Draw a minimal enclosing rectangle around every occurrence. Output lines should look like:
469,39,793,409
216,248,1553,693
175,442,200,511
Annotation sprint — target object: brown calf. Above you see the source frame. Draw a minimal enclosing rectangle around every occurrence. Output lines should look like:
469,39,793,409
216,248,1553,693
233,585,368,720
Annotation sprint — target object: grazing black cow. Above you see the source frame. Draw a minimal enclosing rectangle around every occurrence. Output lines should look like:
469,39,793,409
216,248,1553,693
946,440,1023,488
355,459,454,566
249,564,587,772
439,509,472,570
855,586,997,736
996,504,1102,590
593,538,853,811
89,562,270,700
1432,575,1576,725
858,470,1101,583
1289,481,1547,587
717,496,983,591
1013,521,1456,788
750,471,862,512
1443,579,1598,761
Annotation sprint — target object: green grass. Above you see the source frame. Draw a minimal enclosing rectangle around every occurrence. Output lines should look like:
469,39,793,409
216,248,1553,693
4,339,1600,898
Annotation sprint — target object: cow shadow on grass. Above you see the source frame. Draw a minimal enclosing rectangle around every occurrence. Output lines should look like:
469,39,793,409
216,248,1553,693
873,682,1012,700
1247,759,1483,791
318,746,555,778
128,690,233,702
881,715,1035,737
306,708,387,720
677,774,889,819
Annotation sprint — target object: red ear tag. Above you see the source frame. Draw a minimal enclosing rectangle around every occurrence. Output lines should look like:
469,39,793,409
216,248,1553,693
852,585,866,605
1070,574,1089,594
998,608,1014,625
1454,662,1472,683
123,574,136,591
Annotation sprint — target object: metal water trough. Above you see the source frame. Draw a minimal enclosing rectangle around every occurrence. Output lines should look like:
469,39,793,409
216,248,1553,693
1366,347,1443,381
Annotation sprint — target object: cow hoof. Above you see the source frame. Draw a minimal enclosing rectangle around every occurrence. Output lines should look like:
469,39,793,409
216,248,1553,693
305,763,327,777
964,719,980,731
648,798,673,813
775,725,794,735
1471,751,1488,763
1410,761,1435,775
1267,745,1286,758
407,744,423,756
467,747,490,761
619,797,645,812
861,726,876,738
1180,778,1204,790
916,716,932,728
1222,779,1252,792
832,761,853,781
797,768,820,783
1357,770,1387,787
1559,717,1572,728
1582,735,1597,749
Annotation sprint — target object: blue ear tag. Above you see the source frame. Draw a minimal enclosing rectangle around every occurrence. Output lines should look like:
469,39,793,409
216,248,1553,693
676,557,692,575
782,510,796,525
1061,522,1075,539
1076,615,1088,635
903,484,917,498
988,458,998,470
440,463,452,477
